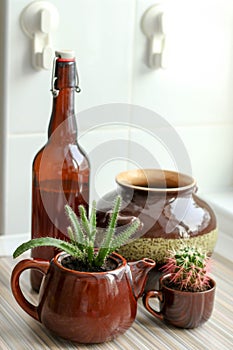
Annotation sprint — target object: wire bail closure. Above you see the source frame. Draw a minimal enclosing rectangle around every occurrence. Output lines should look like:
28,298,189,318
50,56,81,97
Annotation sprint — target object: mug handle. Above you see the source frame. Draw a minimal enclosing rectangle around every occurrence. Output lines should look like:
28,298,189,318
11,258,50,321
142,290,164,321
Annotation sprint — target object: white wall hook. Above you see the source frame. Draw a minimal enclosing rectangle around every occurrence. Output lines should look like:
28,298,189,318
141,4,166,69
21,1,59,70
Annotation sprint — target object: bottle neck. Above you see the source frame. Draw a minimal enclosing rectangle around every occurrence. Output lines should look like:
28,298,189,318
48,59,78,143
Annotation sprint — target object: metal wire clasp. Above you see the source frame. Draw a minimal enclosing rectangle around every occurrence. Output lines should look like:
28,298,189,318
50,56,59,97
75,69,81,93
50,56,81,97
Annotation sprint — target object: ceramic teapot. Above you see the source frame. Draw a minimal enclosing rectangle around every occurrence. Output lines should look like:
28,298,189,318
11,251,155,343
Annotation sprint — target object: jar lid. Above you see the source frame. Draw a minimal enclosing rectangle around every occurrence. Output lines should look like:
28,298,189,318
55,50,75,60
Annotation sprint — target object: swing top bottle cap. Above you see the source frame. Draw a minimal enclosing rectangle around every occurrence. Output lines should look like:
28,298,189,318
55,50,75,61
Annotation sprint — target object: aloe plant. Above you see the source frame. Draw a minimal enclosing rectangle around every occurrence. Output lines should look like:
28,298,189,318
13,196,140,269
161,245,212,292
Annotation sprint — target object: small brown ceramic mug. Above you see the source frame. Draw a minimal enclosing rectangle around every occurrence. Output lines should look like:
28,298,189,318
142,273,216,329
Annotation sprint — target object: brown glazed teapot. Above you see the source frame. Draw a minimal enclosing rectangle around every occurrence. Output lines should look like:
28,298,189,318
11,252,155,343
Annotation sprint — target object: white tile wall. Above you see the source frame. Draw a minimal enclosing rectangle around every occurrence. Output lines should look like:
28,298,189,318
1,0,233,255
203,191,233,261
8,0,135,134
133,0,233,126
5,134,46,235
177,125,233,192
128,127,190,175
77,125,130,201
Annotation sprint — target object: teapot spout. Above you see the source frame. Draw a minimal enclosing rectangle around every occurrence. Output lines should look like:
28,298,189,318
129,258,155,299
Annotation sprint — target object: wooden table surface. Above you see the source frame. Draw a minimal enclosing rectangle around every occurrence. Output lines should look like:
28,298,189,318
0,253,232,350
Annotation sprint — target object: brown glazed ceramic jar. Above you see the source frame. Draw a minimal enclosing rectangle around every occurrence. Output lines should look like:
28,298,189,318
143,273,216,328
11,252,155,343
97,169,218,265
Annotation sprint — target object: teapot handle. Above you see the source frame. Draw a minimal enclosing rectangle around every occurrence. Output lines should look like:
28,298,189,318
11,258,50,321
142,290,164,321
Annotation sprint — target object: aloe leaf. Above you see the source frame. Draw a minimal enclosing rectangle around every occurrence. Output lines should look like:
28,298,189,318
89,200,97,241
79,202,98,264
13,237,82,259
110,218,140,252
94,196,121,266
65,205,85,246
67,226,75,242
101,195,121,248
79,205,91,240
87,244,94,263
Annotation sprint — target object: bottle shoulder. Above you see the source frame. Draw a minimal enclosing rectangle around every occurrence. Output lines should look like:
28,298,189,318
32,145,46,165
32,142,90,172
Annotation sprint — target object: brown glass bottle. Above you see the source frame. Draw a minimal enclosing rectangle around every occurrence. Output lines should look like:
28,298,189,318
31,50,90,292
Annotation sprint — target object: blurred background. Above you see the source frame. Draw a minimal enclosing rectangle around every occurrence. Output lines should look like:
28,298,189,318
0,0,232,258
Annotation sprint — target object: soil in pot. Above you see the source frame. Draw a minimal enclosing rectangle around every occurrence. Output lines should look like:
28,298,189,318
61,255,119,272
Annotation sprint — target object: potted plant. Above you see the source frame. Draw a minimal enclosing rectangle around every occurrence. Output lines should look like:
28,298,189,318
11,196,155,343
142,245,216,328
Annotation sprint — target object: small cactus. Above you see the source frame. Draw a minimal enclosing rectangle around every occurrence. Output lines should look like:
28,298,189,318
161,245,212,292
